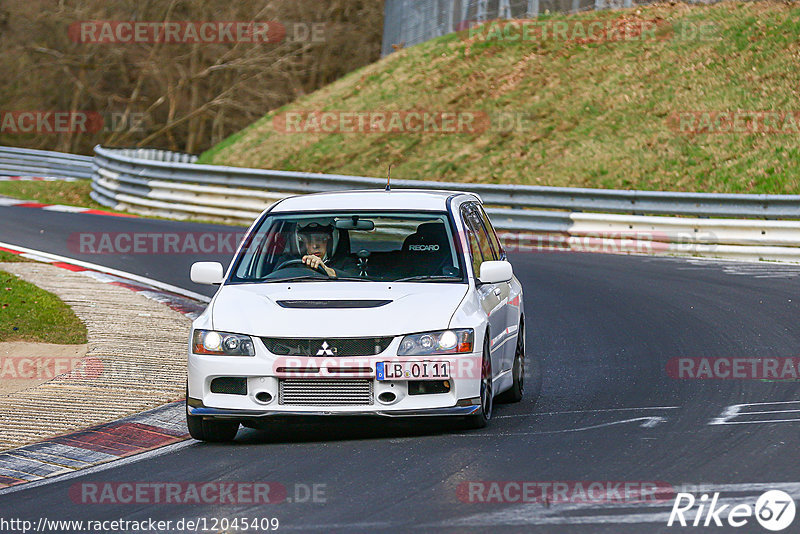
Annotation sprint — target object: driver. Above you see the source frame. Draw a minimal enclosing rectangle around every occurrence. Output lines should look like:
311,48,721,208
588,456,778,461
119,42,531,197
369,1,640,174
296,220,350,278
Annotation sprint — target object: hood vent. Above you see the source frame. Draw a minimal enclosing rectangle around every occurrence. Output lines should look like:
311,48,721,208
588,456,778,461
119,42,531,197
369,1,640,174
276,299,392,309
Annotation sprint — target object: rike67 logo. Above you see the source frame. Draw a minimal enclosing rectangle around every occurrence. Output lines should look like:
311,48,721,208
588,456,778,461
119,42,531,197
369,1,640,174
668,490,796,531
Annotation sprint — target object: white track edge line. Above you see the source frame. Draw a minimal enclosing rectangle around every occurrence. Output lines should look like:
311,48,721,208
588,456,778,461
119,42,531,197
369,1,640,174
0,240,210,303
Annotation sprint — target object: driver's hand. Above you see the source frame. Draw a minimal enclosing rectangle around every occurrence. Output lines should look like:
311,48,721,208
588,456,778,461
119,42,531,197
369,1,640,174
302,255,337,278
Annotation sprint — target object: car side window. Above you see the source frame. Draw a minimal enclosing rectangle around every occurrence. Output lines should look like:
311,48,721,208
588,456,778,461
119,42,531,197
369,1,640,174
461,203,495,278
477,205,504,260
468,205,497,262
466,225,483,276
461,205,481,277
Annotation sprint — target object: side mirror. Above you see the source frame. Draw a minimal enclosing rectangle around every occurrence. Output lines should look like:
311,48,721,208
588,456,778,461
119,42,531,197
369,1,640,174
478,260,513,284
191,262,224,285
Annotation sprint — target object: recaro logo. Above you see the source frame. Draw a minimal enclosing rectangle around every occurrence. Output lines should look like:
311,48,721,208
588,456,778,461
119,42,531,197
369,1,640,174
409,244,440,251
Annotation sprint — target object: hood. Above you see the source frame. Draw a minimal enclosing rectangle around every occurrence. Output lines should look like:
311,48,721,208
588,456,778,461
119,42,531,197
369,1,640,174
211,282,468,337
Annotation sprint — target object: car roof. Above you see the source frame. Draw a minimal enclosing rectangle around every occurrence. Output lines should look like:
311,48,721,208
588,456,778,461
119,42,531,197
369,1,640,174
269,189,481,213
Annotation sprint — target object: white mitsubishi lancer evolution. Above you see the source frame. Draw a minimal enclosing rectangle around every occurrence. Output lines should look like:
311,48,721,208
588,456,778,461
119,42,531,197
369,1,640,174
187,189,526,441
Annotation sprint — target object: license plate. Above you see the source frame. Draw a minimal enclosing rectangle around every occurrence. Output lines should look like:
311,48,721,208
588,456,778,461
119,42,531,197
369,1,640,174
376,361,450,381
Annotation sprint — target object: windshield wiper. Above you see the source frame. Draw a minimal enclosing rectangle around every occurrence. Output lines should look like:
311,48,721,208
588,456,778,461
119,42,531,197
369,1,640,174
264,275,329,283
393,275,461,282
265,275,372,283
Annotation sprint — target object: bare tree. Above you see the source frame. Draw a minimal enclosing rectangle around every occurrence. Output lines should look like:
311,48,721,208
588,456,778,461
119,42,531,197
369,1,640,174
0,0,384,154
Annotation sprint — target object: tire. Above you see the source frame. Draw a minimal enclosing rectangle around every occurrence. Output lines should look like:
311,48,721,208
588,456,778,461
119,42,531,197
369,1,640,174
463,337,493,429
497,318,525,404
187,413,239,442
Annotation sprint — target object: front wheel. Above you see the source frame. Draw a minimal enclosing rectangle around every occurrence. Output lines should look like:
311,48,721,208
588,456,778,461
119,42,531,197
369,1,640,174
187,413,239,442
463,339,493,429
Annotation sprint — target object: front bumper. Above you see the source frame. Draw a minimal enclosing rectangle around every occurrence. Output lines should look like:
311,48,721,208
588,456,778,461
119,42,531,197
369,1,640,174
188,332,485,418
187,395,482,419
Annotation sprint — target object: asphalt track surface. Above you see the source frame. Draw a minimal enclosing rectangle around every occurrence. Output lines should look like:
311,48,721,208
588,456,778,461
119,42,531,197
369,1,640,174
1,204,800,533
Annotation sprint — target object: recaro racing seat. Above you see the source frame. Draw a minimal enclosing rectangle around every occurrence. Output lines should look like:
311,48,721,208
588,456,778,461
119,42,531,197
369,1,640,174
401,222,452,276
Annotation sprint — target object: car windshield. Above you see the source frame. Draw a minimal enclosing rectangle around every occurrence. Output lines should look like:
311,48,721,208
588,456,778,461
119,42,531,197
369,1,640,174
229,211,464,283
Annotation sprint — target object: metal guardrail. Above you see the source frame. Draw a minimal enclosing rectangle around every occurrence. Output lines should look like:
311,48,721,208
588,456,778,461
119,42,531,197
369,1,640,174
0,146,94,179
98,147,199,164
92,145,800,220
87,145,800,262
3,144,800,262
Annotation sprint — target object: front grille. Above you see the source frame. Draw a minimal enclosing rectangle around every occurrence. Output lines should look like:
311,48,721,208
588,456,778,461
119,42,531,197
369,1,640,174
279,379,373,406
262,337,393,357
210,377,247,396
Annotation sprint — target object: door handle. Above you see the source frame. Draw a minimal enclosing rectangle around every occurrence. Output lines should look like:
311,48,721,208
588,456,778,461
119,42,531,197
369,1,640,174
493,287,502,297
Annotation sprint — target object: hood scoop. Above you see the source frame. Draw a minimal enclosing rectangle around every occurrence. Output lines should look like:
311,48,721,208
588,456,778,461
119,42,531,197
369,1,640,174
276,299,392,309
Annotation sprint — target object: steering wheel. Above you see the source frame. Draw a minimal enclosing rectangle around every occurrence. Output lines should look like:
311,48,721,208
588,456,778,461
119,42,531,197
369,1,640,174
273,258,331,277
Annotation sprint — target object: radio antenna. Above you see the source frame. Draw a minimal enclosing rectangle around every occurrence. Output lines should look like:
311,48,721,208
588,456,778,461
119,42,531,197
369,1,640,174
385,164,392,191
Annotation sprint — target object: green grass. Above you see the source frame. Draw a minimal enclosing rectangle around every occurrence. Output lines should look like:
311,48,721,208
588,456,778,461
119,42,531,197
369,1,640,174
0,250,31,263
0,270,87,344
0,180,112,211
0,180,239,226
198,1,800,194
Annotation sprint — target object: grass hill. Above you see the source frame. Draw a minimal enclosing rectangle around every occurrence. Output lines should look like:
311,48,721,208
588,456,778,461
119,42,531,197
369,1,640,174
199,2,800,194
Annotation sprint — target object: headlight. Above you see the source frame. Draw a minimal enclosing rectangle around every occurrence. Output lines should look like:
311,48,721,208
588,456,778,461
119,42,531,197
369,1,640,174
398,329,473,356
192,330,255,356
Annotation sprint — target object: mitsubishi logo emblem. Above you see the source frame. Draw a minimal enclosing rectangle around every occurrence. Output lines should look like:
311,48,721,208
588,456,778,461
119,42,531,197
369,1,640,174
316,341,336,356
